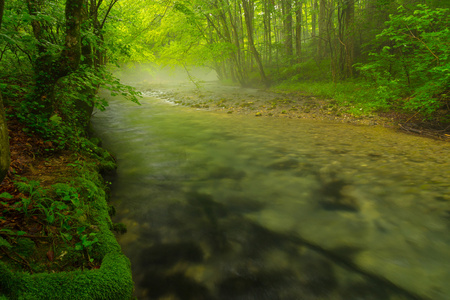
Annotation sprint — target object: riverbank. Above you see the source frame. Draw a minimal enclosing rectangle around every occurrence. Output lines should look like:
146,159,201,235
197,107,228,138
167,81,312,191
137,80,449,141
0,117,133,299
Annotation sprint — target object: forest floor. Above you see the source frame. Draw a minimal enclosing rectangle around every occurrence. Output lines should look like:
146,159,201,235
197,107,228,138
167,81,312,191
140,81,450,142
0,117,104,275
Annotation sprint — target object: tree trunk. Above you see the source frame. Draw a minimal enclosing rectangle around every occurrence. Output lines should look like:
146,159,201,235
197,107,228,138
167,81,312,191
242,0,270,87
27,0,83,117
318,0,327,58
295,0,302,63
0,93,9,183
284,0,293,58
206,0,246,85
267,1,273,65
0,0,10,183
344,0,354,78
337,0,354,79
312,0,317,38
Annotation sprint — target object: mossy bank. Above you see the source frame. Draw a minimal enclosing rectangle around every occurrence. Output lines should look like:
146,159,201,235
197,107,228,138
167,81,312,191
0,127,134,300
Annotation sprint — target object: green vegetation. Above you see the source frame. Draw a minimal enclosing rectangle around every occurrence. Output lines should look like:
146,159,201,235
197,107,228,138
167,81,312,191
357,5,449,117
0,0,448,298
104,0,449,121
0,0,135,298
0,151,133,299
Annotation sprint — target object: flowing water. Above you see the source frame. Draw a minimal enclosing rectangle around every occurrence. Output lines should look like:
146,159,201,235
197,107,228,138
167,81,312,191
92,83,450,300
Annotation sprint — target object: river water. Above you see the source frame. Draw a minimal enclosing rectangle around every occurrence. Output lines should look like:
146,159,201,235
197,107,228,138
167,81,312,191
92,83,450,300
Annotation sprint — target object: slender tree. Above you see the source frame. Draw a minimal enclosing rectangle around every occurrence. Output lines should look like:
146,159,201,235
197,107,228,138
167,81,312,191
343,0,354,77
0,0,10,183
295,0,302,63
318,0,328,58
284,0,294,58
242,0,270,86
312,0,317,38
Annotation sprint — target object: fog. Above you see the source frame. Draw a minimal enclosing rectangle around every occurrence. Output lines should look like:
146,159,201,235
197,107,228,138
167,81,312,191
113,63,218,86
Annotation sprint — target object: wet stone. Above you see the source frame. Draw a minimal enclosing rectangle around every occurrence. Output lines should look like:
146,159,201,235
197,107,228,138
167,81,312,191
268,158,301,170
318,180,359,212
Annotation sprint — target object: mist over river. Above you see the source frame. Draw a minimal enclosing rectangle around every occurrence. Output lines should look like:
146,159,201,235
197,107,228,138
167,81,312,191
92,79,450,300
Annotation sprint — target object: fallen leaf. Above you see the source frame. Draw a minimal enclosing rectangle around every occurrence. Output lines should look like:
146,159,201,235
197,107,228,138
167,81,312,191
47,250,54,262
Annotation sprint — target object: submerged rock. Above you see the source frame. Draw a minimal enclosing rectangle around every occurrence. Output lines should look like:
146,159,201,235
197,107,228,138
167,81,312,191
318,180,359,212
299,252,338,296
208,166,246,180
316,165,359,212
268,158,300,170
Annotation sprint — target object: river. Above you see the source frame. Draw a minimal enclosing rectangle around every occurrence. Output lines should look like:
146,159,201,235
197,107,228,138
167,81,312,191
92,82,450,300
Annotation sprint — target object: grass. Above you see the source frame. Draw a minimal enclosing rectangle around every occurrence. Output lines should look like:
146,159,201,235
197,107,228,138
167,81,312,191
273,79,392,117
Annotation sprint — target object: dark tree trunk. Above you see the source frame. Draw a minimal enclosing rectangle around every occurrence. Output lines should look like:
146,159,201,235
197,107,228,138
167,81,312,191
318,0,327,58
0,0,10,182
0,93,9,183
344,0,354,78
284,0,293,58
27,0,83,117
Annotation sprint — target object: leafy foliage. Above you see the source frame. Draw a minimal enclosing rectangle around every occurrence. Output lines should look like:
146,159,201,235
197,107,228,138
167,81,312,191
357,5,450,116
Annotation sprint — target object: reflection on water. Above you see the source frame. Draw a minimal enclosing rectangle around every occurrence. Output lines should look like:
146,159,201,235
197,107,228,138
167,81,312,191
92,88,450,300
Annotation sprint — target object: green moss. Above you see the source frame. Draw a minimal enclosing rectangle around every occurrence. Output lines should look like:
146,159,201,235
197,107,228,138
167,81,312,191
1,252,132,300
12,239,35,258
0,152,133,300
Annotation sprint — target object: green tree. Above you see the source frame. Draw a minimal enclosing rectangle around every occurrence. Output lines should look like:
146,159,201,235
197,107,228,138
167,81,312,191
242,0,270,86
26,0,83,118
358,4,450,115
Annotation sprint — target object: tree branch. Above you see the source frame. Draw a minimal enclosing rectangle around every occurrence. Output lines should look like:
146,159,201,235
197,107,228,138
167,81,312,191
404,24,440,65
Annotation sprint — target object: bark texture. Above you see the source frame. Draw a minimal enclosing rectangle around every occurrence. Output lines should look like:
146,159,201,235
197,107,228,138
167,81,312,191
0,0,10,183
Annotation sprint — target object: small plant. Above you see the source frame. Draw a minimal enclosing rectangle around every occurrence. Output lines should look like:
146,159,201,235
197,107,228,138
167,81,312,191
75,232,98,251
14,179,42,218
20,197,33,217
74,226,99,263
0,192,14,199
53,183,81,207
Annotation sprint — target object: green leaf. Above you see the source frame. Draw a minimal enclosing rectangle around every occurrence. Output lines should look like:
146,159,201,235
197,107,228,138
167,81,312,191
0,192,14,199
0,237,12,248
49,114,62,124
